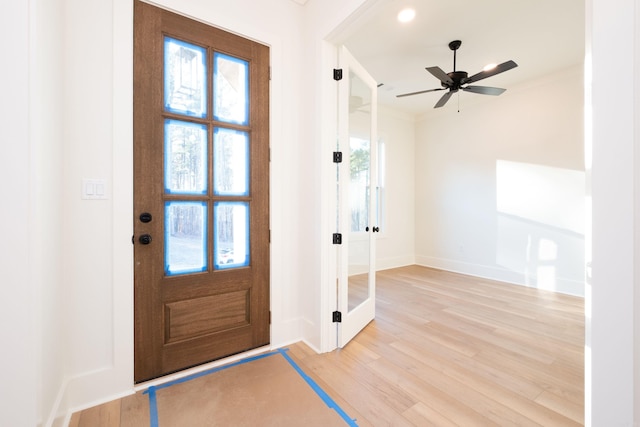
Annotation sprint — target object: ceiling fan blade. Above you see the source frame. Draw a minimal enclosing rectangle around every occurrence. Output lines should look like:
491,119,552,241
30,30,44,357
434,89,457,108
462,86,506,96
426,66,453,86
396,87,445,98
464,60,518,84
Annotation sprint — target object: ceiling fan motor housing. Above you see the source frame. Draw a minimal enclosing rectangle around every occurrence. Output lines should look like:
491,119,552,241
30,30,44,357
444,71,468,89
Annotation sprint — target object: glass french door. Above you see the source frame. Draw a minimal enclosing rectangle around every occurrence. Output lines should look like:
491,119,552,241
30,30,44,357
336,46,378,347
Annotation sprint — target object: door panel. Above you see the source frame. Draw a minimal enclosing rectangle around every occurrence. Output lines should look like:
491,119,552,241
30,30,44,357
337,46,377,347
133,1,269,382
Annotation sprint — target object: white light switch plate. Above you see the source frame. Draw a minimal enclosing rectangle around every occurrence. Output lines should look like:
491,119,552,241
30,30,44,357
82,179,108,200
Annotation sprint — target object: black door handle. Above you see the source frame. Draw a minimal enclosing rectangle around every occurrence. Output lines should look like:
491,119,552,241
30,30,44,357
138,234,152,245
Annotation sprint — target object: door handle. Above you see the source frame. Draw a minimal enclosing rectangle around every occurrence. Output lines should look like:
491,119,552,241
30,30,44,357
138,234,152,245
139,212,152,223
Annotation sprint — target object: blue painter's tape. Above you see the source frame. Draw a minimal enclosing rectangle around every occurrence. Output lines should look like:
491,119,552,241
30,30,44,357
141,348,358,427
277,348,359,427
146,386,159,427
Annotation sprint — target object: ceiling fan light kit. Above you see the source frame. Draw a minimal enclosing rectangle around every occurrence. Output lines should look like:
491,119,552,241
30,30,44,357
396,40,518,108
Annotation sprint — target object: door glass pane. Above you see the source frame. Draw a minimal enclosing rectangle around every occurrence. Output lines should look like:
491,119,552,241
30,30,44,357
214,202,249,269
165,201,207,276
214,128,249,196
348,71,372,312
213,53,249,125
164,119,207,194
350,137,370,232
164,37,207,118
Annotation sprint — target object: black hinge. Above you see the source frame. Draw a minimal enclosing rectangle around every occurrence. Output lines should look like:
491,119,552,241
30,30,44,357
333,151,342,163
332,233,342,244
333,68,343,81
332,311,342,323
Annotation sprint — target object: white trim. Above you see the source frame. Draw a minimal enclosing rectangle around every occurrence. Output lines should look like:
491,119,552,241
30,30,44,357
319,39,339,353
133,346,271,391
376,256,416,271
416,256,586,297
634,0,640,419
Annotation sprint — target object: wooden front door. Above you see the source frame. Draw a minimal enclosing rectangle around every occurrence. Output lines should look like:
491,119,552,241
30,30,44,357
133,1,270,383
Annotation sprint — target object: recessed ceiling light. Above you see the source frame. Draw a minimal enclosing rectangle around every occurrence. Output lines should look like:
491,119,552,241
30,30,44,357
483,63,497,71
397,8,416,23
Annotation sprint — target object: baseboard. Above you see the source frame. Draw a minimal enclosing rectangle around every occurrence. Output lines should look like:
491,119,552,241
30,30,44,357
43,376,70,427
271,316,303,350
415,255,585,297
44,364,135,427
376,255,416,272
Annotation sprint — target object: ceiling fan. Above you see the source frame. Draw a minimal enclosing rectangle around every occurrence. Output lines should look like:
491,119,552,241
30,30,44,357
396,40,518,108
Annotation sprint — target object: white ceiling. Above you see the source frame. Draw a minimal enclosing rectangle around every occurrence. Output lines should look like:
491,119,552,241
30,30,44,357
334,0,585,115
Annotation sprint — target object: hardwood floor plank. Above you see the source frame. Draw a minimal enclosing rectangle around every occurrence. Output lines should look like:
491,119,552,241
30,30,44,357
535,389,585,424
473,345,583,396
68,413,80,427
76,399,121,427
402,402,458,427
304,354,415,426
381,340,567,426
119,391,150,427
366,356,500,426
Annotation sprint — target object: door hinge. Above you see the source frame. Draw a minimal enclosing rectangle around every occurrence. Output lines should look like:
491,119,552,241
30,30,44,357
332,233,342,244
333,68,343,81
333,151,342,163
332,311,342,323
269,311,271,324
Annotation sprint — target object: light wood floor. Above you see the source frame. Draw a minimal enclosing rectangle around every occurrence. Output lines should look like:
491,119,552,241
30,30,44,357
71,265,584,426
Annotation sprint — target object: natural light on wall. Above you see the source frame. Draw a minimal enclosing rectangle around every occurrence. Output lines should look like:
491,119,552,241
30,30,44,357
496,160,585,234
496,160,586,294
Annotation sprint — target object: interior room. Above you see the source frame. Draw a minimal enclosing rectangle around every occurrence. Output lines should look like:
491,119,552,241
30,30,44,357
2,0,639,425
337,0,586,296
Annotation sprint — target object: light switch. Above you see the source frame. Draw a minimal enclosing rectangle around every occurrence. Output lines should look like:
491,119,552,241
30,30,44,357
82,179,108,200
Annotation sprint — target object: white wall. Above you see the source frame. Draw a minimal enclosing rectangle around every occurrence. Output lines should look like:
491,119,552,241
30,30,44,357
415,65,586,296
32,0,67,425
0,2,39,426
